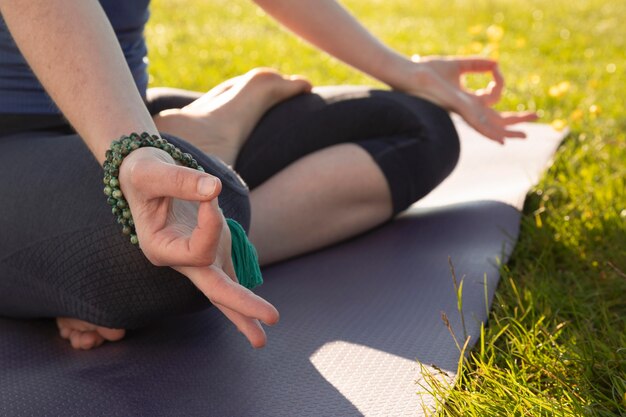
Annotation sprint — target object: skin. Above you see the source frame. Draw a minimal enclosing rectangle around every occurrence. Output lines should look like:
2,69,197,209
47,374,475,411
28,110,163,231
0,0,536,350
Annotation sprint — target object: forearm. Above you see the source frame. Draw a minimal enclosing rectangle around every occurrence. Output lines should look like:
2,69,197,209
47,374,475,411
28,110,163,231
0,0,157,163
252,0,412,88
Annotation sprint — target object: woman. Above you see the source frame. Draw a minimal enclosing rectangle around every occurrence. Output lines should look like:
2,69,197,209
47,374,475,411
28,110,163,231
0,0,536,350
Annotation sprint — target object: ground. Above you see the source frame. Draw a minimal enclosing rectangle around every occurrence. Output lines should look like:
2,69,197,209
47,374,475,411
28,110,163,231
147,0,625,415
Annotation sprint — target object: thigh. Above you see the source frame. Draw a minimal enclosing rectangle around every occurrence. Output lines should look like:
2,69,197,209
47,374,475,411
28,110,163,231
0,130,249,328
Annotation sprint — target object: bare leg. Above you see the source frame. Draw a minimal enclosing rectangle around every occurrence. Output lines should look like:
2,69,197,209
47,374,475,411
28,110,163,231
154,68,312,166
249,143,393,265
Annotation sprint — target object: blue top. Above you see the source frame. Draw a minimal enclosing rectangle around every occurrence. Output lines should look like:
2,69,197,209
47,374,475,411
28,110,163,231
0,0,150,114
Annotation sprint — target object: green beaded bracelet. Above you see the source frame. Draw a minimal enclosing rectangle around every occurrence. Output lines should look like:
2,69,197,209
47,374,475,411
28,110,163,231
103,132,263,289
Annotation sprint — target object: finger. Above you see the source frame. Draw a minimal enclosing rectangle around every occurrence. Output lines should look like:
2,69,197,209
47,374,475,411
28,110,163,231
502,129,527,139
475,80,503,106
465,60,504,105
501,112,539,124
127,156,222,202
138,198,223,268
217,304,268,348
455,57,499,73
180,265,280,325
187,199,223,264
483,123,527,142
222,251,238,283
217,252,273,347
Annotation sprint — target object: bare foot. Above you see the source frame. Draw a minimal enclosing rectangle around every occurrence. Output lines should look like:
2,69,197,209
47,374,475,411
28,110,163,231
56,317,125,350
154,68,312,165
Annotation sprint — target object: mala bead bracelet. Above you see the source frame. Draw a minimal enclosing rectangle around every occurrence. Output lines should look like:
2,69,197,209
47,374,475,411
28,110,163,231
103,132,263,289
102,132,203,245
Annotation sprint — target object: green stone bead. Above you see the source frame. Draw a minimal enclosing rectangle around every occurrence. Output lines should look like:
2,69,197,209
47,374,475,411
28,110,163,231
130,234,139,245
112,207,120,216
109,177,119,188
103,186,112,196
197,166,205,172
103,174,111,185
172,150,182,160
129,141,140,150
122,225,132,235
122,209,131,219
116,216,127,225
128,218,134,227
107,197,117,206
116,199,127,209
111,189,123,199
111,156,122,167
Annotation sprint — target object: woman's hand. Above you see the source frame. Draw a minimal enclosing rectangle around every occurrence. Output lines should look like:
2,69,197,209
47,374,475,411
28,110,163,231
396,56,538,144
118,147,279,347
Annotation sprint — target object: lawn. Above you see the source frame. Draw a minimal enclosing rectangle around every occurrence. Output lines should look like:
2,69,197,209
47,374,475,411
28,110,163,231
147,0,625,415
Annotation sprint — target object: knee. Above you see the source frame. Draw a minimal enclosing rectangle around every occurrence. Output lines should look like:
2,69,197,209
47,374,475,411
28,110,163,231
428,105,460,179
361,96,461,214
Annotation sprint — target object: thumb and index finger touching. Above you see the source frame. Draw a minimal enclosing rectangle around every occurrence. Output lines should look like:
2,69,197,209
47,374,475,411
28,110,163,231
455,57,505,106
120,150,228,265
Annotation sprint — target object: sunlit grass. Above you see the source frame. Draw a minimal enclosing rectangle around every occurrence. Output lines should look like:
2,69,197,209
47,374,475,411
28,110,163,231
147,0,625,415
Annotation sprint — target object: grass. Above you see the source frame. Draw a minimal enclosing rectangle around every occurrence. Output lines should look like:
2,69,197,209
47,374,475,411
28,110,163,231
147,0,625,415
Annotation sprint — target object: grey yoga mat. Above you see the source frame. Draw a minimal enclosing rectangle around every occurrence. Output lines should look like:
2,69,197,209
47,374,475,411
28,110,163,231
0,118,567,416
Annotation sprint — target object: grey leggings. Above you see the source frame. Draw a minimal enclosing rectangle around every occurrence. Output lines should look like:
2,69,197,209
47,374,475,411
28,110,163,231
0,87,459,328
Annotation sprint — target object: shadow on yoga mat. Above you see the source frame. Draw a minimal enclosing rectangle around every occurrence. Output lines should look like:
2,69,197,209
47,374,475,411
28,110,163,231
0,119,567,416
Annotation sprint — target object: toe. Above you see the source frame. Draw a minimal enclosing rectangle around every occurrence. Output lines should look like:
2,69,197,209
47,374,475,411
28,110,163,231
286,75,313,93
69,330,83,350
59,326,72,339
78,332,95,350
97,327,126,342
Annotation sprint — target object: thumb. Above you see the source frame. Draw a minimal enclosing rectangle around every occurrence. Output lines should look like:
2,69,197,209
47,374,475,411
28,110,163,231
124,154,222,201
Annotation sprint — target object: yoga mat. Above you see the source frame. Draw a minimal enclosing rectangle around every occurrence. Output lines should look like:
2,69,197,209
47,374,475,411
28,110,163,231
0,118,567,416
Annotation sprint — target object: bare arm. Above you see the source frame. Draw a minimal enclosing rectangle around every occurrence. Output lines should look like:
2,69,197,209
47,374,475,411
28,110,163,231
0,0,157,163
253,0,411,89
0,0,278,346
253,0,538,142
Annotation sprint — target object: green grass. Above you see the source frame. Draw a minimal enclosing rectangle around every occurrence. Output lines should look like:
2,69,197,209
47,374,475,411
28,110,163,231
147,0,626,415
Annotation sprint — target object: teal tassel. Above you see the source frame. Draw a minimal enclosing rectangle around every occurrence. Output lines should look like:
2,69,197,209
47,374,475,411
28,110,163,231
226,218,263,290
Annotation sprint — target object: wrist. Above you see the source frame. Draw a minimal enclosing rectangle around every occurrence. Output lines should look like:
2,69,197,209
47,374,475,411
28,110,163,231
372,53,422,92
